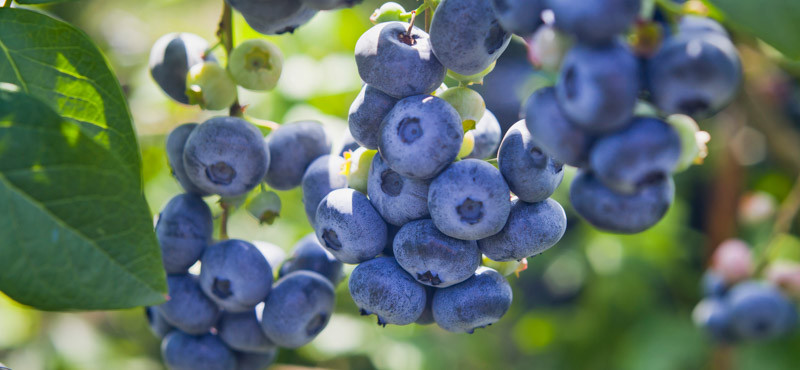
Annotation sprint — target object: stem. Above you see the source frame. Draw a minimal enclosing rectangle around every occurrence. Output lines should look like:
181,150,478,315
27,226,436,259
2,0,12,8
220,202,230,240
217,2,243,117
424,0,432,32
406,11,417,36
754,172,800,272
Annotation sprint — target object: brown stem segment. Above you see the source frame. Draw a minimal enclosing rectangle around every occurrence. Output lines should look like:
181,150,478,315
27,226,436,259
217,2,243,118
220,202,230,240
406,10,417,36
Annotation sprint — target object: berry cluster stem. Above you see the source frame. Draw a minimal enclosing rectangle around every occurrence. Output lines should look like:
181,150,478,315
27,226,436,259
220,202,230,240
754,172,800,272
217,1,243,118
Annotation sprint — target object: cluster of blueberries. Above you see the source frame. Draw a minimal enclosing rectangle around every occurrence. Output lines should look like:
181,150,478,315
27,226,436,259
694,240,798,343
145,116,351,370
227,0,363,35
516,0,741,234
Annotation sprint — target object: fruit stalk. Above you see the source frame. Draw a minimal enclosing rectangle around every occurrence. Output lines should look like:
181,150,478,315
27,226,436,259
216,1,243,117
754,172,800,273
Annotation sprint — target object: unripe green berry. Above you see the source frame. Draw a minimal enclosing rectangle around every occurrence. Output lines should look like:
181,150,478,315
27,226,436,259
439,86,486,131
229,39,284,91
668,114,708,172
458,131,475,159
186,61,237,110
447,62,495,85
343,148,376,194
370,2,408,24
246,190,282,225
482,255,528,277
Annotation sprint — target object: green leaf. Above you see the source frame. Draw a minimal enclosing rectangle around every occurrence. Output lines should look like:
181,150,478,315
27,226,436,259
13,0,77,4
0,85,166,311
0,7,141,182
708,0,800,59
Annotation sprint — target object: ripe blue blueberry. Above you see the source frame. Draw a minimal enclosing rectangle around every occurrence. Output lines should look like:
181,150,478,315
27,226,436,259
348,85,399,149
260,271,336,348
569,170,674,234
166,123,209,195
227,0,318,35
432,267,513,333
428,159,512,240
279,233,345,285
379,95,463,179
590,117,682,194
727,281,797,341
217,307,275,353
149,33,216,104
301,155,348,226
161,332,236,370
199,239,273,312
315,188,388,264
647,32,741,118
546,0,641,45
355,22,446,98
478,198,566,262
183,116,270,197
498,120,564,203
393,219,482,287
253,241,287,273
694,298,738,343
524,87,594,167
465,109,502,160
367,154,431,226
145,306,174,338
234,349,279,370
157,274,220,335
155,194,213,274
349,257,427,326
430,0,512,75
556,41,639,133
264,120,331,190
490,0,545,37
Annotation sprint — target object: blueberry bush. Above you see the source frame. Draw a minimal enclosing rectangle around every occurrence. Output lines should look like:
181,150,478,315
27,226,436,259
3,0,800,369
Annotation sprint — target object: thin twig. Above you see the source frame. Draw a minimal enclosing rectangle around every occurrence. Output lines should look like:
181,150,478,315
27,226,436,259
754,172,800,272
219,202,230,240
217,2,243,118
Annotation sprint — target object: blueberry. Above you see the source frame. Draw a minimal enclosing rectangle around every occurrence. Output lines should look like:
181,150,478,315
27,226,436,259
157,274,219,335
677,15,729,38
569,170,674,234
556,41,639,133
199,239,273,312
185,61,238,111
145,306,174,338
228,0,318,35
367,154,431,226
647,32,741,118
415,287,436,325
378,95,462,180
166,124,209,195
314,188,388,264
524,87,594,167
228,39,283,91
466,109,502,160
590,117,682,194
693,298,738,343
490,0,546,37
546,0,641,45
303,0,363,11
348,257,427,326
355,22,446,98
339,129,361,156
432,267,513,333
428,159,512,240
279,233,345,285
155,194,213,274
260,271,336,348
348,85,399,149
478,198,566,262
161,331,236,370
430,0,512,75
393,219,482,287
264,120,331,190
726,281,797,341
217,307,274,353
149,33,216,104
301,155,348,226
234,349,278,370
183,116,270,197
702,271,729,298
498,120,564,203
472,41,535,132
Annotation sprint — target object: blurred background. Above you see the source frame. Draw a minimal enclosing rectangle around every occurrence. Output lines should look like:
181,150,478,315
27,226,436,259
2,0,800,369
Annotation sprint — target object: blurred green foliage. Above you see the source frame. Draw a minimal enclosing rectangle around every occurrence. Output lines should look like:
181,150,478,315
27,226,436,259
2,0,800,369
